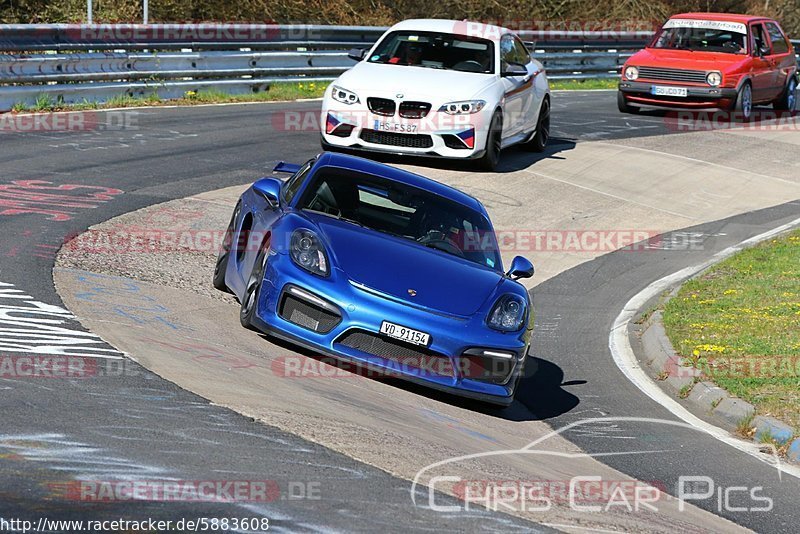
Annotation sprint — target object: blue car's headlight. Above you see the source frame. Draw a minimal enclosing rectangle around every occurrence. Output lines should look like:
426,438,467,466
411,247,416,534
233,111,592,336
290,229,329,277
487,294,526,332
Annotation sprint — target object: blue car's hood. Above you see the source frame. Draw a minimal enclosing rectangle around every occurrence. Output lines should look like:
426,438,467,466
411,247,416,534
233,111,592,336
312,215,503,316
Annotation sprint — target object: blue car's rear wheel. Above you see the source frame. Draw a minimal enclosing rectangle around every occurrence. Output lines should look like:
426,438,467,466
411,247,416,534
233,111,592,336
213,201,241,292
240,237,270,330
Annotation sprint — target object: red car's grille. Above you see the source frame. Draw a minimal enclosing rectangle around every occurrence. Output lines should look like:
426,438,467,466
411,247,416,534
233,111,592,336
638,67,708,84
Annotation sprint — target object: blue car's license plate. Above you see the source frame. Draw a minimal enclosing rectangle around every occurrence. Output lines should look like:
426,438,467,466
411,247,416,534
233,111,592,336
380,321,431,346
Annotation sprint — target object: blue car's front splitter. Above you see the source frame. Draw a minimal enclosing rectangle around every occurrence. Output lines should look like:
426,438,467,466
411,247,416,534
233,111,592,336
252,253,530,406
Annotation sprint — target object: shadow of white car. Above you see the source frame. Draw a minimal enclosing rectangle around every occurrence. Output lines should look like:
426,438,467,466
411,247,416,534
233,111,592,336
320,19,551,171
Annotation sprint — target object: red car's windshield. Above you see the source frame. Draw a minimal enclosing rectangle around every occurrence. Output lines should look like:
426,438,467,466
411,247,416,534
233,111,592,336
650,19,748,54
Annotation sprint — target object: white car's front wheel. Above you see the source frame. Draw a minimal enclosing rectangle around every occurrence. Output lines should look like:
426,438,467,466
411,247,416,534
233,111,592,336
477,111,502,171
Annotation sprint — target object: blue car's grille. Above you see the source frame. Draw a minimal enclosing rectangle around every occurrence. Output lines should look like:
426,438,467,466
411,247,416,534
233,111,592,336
336,330,455,378
279,293,341,334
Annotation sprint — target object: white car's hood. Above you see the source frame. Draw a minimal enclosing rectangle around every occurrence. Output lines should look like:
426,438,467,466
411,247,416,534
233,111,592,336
335,62,496,101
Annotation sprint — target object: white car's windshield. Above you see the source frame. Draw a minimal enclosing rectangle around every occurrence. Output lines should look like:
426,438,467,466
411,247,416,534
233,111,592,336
368,31,495,73
650,19,748,54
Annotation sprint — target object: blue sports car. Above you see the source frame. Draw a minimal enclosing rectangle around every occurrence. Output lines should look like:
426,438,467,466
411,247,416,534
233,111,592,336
213,152,534,406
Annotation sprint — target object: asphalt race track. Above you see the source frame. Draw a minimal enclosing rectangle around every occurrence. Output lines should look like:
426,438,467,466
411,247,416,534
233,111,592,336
2,90,800,532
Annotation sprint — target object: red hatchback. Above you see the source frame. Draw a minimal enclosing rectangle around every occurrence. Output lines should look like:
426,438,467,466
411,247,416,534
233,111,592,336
618,13,797,120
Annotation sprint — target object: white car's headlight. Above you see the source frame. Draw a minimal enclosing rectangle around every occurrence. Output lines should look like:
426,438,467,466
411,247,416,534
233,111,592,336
624,66,639,81
706,71,722,87
290,229,329,277
438,100,486,115
331,85,360,105
487,294,526,332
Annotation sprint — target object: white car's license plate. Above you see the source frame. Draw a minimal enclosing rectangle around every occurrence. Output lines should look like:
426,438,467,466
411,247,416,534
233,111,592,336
373,120,418,133
379,321,430,346
651,85,688,97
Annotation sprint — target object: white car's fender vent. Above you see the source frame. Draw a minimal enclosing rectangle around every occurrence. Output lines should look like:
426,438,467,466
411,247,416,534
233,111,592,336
367,97,396,116
359,129,434,149
399,101,431,119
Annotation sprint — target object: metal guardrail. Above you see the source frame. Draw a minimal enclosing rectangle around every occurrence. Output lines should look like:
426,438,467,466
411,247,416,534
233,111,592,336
0,24,797,112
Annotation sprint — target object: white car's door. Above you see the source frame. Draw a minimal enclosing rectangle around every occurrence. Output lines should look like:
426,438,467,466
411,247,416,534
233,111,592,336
499,35,536,137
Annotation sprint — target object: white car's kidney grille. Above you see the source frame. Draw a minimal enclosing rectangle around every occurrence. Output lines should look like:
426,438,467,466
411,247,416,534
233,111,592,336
359,129,434,149
638,67,707,84
399,101,431,118
367,97,396,116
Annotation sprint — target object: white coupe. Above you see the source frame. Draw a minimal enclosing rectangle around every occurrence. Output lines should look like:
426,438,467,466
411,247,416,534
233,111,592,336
320,19,551,171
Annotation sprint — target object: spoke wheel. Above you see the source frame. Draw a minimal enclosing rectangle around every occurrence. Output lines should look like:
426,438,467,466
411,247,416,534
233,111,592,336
526,98,550,152
240,238,269,330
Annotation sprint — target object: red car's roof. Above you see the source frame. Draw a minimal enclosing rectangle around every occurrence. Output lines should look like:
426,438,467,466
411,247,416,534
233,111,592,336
670,12,772,24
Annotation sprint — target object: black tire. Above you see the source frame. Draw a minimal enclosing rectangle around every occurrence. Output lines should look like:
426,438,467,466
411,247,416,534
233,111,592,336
732,82,753,122
617,91,640,114
212,202,241,292
524,97,550,152
476,111,502,172
240,237,270,330
773,76,797,111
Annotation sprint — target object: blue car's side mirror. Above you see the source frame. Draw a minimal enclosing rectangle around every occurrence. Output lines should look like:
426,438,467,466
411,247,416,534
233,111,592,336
253,177,282,209
507,256,534,280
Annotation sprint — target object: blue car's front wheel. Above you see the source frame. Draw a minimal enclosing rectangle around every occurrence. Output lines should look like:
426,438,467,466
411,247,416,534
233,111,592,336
240,237,270,330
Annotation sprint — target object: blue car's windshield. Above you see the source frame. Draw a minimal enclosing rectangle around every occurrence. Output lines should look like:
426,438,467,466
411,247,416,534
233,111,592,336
296,169,502,271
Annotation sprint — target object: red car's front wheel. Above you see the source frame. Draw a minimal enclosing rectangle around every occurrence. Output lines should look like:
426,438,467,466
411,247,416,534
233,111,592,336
617,91,640,114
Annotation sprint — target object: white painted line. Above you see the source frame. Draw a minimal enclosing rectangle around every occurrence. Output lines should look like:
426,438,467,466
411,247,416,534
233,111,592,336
609,215,800,480
596,141,800,187
524,169,695,220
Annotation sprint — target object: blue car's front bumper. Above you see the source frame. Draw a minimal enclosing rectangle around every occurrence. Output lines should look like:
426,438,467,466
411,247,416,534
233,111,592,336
252,252,532,406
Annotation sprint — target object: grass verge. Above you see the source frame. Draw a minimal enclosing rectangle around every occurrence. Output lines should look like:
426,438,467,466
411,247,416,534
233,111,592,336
9,78,617,113
550,78,618,90
662,229,800,433
10,81,329,113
